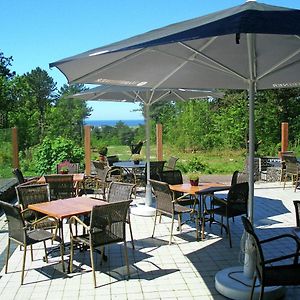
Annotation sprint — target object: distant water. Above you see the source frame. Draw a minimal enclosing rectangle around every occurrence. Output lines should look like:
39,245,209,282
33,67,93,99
84,119,144,127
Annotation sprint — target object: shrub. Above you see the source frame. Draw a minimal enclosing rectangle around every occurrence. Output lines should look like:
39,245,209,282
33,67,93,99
32,137,84,174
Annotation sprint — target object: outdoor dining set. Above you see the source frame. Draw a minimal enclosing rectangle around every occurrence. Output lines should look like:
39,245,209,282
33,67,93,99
2,154,300,298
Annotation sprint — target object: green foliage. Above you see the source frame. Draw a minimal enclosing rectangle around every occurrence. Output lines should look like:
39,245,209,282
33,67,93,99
90,122,144,149
32,136,84,174
0,128,13,178
178,157,207,173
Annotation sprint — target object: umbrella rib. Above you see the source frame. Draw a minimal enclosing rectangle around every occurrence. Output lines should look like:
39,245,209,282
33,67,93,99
179,41,248,81
150,38,220,89
257,46,300,81
150,90,173,105
71,48,148,84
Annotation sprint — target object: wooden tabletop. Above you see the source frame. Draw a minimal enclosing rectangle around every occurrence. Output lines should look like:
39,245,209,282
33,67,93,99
170,183,230,195
37,173,85,184
28,196,107,219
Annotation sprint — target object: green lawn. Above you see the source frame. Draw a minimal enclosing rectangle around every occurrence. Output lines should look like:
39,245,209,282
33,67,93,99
100,145,245,175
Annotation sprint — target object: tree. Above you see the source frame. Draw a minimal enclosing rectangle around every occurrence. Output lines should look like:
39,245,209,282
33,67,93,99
45,84,92,143
0,51,16,128
0,51,15,79
23,67,57,139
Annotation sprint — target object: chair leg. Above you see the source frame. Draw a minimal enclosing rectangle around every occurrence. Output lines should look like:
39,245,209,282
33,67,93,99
283,173,287,189
90,244,96,288
5,238,10,274
59,240,65,273
250,275,257,300
127,215,135,249
294,174,299,192
220,216,224,234
30,245,33,261
195,213,199,241
70,239,74,273
21,244,27,285
227,218,232,248
43,241,48,263
123,240,130,278
178,213,182,232
152,211,158,238
259,282,264,300
169,214,175,245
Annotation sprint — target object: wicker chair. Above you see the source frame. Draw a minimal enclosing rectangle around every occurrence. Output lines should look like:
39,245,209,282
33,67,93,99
280,151,295,182
69,200,132,287
282,154,300,191
86,166,114,199
15,183,57,230
206,182,249,247
241,216,300,300
44,174,75,200
161,169,196,207
0,200,64,284
149,179,199,244
164,156,179,171
106,182,135,248
12,168,38,185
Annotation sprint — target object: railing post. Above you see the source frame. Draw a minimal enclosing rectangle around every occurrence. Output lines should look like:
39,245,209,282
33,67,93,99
281,122,288,154
12,127,19,169
156,123,163,160
84,125,91,175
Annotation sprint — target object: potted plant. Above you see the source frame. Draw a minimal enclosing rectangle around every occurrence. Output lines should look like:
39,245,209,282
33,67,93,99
99,146,108,161
189,173,200,186
59,166,69,174
132,154,142,165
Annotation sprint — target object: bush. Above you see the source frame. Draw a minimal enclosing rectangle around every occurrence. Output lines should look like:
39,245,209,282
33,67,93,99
32,137,84,174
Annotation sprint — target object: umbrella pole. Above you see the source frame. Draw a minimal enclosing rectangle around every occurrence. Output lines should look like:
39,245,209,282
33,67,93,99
145,103,153,206
131,102,156,217
215,33,284,299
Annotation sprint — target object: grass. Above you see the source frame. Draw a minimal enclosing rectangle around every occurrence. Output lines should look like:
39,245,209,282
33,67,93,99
97,145,246,175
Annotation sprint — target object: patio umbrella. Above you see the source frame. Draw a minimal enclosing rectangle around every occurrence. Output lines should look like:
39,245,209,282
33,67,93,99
71,85,223,215
50,1,300,221
50,1,300,298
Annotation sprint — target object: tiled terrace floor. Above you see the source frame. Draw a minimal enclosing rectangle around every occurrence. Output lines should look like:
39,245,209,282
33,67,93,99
1,181,300,299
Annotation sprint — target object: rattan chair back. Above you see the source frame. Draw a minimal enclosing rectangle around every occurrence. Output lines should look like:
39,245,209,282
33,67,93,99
44,174,75,200
16,183,50,221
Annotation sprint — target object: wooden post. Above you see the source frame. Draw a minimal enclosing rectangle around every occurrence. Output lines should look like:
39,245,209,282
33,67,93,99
84,125,91,175
156,123,163,160
281,122,288,153
12,127,19,169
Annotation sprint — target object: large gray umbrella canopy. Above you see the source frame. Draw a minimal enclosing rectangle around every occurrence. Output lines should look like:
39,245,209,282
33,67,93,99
50,1,300,91
72,85,223,207
51,1,300,223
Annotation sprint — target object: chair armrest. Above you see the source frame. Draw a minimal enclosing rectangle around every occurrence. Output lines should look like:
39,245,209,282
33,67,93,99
211,196,227,206
260,233,300,263
69,215,89,230
260,233,300,246
30,215,58,226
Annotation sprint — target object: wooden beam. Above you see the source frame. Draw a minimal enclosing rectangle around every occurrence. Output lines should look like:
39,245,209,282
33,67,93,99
156,123,163,160
84,125,91,175
281,122,288,153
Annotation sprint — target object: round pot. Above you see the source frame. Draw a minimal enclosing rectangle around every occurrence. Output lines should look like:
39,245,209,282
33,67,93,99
190,179,199,186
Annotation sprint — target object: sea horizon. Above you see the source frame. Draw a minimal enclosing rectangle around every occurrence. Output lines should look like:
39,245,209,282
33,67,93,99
84,119,144,127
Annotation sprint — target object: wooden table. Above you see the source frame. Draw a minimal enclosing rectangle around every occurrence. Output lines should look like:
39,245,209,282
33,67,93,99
37,173,85,184
28,196,107,245
170,183,231,240
37,173,85,195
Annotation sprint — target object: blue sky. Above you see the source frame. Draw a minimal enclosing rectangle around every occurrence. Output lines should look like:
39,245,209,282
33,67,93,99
1,0,299,120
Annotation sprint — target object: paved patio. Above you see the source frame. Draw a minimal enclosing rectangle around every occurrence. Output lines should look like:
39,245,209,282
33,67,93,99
0,181,300,299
